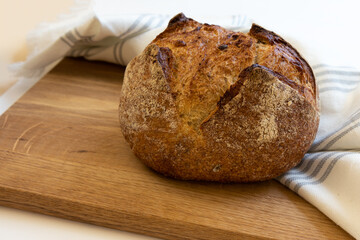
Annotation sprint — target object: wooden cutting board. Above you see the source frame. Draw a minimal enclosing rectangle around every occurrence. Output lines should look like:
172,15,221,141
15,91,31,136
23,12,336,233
0,58,352,239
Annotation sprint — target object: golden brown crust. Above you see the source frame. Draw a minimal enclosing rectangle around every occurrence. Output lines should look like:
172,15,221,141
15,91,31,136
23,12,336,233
249,24,318,108
118,13,320,182
201,65,318,181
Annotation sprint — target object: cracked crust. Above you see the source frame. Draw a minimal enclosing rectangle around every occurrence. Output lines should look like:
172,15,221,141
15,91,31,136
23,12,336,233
119,13,320,182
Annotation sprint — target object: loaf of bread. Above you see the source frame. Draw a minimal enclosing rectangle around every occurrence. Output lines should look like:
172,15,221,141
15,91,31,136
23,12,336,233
119,13,319,182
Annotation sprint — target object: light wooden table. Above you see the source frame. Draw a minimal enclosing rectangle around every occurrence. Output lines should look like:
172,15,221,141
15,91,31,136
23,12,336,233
0,1,156,239
0,57,353,239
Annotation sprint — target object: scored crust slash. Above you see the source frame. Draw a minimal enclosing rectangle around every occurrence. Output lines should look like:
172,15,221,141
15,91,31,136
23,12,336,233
118,13,319,182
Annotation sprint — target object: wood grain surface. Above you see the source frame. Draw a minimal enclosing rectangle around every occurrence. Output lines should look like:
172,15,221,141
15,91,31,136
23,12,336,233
0,58,353,239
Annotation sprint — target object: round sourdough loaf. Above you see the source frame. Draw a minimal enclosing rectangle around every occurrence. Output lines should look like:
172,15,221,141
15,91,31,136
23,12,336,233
119,13,319,182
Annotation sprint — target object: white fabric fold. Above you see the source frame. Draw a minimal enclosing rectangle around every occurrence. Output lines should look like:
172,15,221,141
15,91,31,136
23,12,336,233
2,1,359,238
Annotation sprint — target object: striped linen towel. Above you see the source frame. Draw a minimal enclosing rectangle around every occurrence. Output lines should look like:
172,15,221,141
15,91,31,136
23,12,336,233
2,2,360,239
278,64,360,238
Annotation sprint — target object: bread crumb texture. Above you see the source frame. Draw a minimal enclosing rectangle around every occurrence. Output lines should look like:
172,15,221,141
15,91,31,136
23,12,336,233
119,13,319,182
